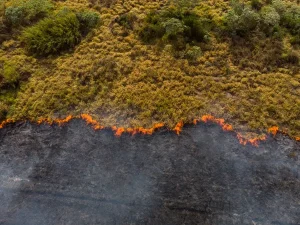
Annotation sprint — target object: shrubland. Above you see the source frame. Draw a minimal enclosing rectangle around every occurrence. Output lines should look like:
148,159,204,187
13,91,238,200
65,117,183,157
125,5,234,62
0,0,299,138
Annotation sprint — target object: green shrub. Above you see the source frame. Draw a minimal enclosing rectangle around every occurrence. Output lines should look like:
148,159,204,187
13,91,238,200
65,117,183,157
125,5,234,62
182,13,209,42
260,6,280,34
185,45,202,61
76,10,100,35
162,18,185,40
139,12,165,43
280,5,300,36
272,0,286,15
20,11,81,56
225,4,260,37
4,6,24,27
139,9,209,47
5,0,52,27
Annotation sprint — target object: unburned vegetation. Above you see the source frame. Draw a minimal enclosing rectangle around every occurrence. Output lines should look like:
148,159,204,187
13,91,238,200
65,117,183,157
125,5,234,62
0,0,299,138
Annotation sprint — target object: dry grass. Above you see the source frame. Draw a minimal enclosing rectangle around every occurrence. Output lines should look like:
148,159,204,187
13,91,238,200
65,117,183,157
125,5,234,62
0,0,299,137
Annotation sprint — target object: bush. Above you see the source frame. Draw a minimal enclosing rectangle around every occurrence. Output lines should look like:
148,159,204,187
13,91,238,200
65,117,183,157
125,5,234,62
76,10,100,35
139,12,165,43
162,18,185,40
225,4,260,37
280,5,300,36
4,6,24,27
182,13,209,42
5,0,53,27
139,9,209,48
260,6,280,34
272,0,286,15
20,11,81,56
185,45,202,61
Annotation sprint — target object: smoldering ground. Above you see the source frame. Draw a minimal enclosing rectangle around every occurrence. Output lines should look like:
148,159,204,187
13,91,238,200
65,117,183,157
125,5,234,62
0,119,299,225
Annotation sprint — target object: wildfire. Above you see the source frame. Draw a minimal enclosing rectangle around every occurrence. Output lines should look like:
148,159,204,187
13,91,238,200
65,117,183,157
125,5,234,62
193,115,233,131
36,115,74,126
268,126,279,136
173,121,184,135
81,114,103,130
112,123,165,137
236,133,267,147
0,119,14,129
0,114,299,146
194,114,268,146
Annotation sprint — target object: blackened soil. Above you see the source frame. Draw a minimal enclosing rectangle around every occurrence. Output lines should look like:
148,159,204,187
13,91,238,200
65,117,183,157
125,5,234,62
0,119,300,225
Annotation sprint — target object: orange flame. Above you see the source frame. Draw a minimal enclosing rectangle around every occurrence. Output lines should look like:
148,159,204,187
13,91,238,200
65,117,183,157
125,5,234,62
194,114,268,146
268,126,279,136
81,114,104,130
0,119,14,129
193,115,233,131
173,121,184,135
0,114,299,145
236,133,267,147
112,123,165,136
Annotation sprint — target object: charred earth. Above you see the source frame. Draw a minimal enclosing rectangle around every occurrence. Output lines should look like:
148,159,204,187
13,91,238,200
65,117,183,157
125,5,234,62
0,119,300,225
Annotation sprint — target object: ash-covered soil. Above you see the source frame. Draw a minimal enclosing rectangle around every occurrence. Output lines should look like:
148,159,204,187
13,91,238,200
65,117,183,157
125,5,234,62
0,119,299,225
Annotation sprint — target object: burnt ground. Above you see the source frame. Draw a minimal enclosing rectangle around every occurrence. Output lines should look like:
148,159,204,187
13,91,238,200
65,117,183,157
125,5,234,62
0,119,299,225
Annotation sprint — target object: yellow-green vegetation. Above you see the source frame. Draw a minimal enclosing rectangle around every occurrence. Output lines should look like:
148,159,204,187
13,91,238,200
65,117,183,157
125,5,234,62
0,0,299,138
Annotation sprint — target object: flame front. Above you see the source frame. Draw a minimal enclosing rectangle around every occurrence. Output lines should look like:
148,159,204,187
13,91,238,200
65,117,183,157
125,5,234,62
193,115,233,132
0,114,299,146
194,114,268,146
112,123,165,137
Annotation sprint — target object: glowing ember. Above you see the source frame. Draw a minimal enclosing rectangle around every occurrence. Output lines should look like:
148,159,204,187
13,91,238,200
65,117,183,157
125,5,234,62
268,126,279,136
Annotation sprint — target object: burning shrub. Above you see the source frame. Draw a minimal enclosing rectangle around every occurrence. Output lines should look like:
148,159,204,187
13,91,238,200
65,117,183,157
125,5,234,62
20,11,81,56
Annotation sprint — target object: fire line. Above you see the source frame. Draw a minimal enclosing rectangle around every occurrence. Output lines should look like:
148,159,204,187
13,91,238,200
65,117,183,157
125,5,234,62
0,114,298,147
